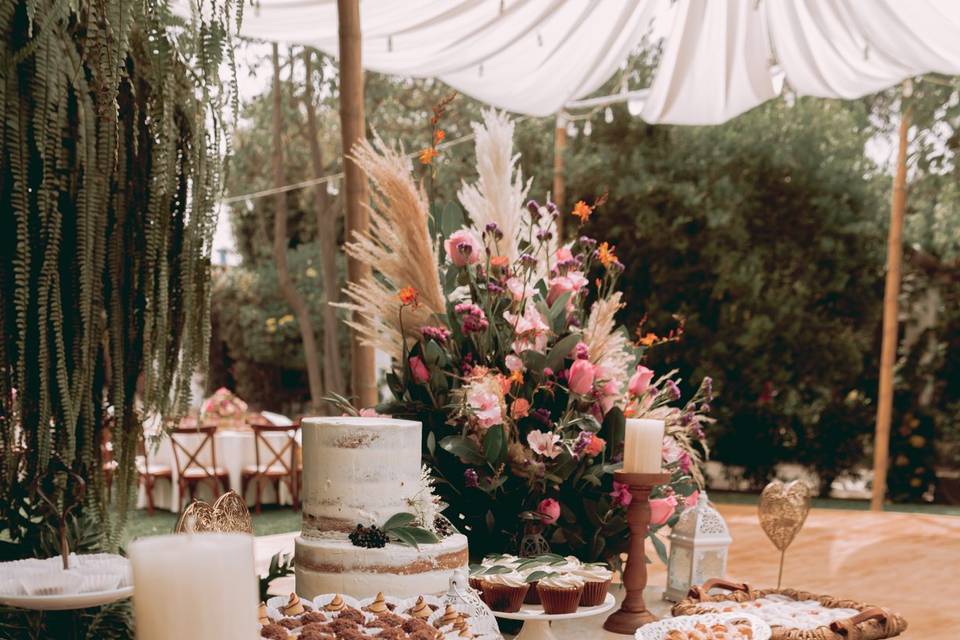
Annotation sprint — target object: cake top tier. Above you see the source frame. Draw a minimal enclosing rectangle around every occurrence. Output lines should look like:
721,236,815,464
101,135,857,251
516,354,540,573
300,416,421,430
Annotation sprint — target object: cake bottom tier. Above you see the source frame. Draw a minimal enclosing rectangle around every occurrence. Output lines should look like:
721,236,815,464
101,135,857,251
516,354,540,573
294,533,469,599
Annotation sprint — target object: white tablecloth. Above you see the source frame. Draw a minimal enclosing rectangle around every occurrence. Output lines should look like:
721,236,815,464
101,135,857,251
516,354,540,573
136,430,299,512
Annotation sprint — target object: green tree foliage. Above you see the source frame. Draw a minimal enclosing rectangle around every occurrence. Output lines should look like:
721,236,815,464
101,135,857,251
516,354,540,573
570,97,887,487
1,0,238,635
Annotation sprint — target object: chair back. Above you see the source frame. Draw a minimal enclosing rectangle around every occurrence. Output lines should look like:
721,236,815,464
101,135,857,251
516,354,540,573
250,421,298,477
170,424,220,481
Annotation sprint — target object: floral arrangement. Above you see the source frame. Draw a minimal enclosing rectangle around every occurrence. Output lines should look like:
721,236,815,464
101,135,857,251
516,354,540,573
335,109,712,568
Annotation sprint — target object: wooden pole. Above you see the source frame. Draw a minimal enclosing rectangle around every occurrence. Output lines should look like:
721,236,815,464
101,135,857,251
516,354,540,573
870,90,911,511
337,0,377,408
553,112,567,239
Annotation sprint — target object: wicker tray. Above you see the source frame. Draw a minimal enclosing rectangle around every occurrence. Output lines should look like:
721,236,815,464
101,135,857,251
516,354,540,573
671,579,907,640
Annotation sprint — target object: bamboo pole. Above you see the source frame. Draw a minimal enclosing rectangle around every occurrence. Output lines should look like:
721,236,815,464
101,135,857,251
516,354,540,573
337,0,377,408
870,91,912,511
553,112,567,239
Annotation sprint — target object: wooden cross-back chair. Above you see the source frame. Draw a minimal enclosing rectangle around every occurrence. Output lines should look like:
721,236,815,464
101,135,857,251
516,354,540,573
170,423,230,511
241,421,300,514
137,434,172,516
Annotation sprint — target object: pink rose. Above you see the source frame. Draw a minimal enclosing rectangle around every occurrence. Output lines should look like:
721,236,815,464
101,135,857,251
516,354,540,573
505,277,530,301
358,408,386,417
505,354,524,373
567,359,596,395
610,481,633,507
599,379,620,414
650,495,678,527
685,491,700,509
444,229,482,267
556,247,574,262
629,366,655,397
408,356,430,384
538,498,561,525
546,272,588,306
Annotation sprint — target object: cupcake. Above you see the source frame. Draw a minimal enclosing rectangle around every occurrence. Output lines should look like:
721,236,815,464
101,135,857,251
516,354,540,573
537,573,584,614
570,564,613,606
324,593,347,612
281,592,305,616
407,595,433,619
365,592,389,614
519,565,548,605
479,571,529,613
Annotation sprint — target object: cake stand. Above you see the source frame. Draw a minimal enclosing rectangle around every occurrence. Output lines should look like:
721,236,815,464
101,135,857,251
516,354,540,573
492,593,616,640
0,585,133,611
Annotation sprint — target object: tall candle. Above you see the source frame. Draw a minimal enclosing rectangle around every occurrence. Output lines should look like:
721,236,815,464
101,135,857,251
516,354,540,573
623,419,664,473
129,533,259,640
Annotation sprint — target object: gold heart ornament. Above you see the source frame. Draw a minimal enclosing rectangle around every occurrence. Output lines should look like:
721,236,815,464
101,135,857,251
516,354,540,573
758,480,811,551
175,490,253,534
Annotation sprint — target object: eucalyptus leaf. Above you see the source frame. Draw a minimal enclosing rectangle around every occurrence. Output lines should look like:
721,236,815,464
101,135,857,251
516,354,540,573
382,512,417,531
545,333,581,373
440,435,486,465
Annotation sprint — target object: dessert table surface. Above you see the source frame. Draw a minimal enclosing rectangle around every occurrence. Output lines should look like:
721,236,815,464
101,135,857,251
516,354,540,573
254,503,960,639
136,429,299,511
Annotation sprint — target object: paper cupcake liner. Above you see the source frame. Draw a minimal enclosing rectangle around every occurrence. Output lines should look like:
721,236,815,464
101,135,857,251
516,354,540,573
523,580,541,605
80,573,122,593
479,582,529,613
19,569,82,597
579,578,610,607
537,584,583,614
468,576,484,593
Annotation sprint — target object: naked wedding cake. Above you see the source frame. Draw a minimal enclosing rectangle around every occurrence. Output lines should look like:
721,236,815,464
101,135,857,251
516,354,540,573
294,416,469,598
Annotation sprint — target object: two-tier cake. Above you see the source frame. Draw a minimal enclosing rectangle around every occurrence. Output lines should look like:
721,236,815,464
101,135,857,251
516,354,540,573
294,416,469,598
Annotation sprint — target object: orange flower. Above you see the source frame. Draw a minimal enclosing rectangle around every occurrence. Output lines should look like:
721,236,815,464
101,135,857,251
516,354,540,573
638,332,658,347
509,369,524,386
584,434,606,457
434,129,446,144
597,242,617,269
490,255,509,269
419,147,439,165
571,200,593,223
510,398,531,419
398,287,419,306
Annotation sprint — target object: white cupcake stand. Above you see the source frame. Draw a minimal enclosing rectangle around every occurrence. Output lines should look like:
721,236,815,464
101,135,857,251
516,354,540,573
492,593,616,640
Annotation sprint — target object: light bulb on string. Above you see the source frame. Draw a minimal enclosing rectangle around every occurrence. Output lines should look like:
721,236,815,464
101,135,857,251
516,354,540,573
566,121,578,138
327,178,339,196
605,107,614,123
583,120,592,136
627,99,643,117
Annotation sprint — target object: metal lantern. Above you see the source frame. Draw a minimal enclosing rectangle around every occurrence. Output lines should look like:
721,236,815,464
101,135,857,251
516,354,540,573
663,492,732,602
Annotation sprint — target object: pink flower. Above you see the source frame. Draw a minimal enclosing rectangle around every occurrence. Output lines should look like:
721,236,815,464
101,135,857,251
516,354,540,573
504,306,550,354
358,408,386,417
444,229,482,267
505,354,524,373
409,356,430,384
505,277,531,301
527,429,562,459
661,436,683,465
629,366,655,397
546,272,588,306
466,382,503,429
537,498,561,525
567,359,596,395
598,379,620,414
650,495,678,527
610,481,632,507
685,491,700,509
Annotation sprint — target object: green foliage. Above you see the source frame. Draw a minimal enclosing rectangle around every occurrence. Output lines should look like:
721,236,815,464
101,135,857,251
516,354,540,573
567,96,887,488
0,0,237,634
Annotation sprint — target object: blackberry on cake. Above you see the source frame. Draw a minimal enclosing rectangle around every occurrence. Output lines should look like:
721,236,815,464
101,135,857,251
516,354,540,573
348,523,388,548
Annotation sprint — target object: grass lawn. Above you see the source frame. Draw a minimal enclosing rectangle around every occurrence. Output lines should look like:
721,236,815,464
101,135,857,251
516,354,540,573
123,505,301,546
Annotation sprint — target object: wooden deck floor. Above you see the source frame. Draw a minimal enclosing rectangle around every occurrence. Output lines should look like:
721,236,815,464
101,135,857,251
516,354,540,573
256,503,960,639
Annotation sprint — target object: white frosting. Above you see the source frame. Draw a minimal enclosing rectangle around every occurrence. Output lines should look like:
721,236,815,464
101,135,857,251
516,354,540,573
479,571,527,588
537,573,585,589
571,566,613,582
300,416,422,532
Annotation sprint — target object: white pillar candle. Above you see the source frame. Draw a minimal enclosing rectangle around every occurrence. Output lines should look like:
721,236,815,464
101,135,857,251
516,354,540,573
623,418,665,473
129,533,259,640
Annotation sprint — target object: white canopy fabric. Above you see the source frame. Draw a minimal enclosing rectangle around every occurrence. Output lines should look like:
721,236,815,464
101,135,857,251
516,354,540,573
226,0,960,123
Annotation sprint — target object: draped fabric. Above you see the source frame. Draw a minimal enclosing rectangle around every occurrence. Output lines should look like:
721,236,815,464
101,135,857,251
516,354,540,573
206,0,960,123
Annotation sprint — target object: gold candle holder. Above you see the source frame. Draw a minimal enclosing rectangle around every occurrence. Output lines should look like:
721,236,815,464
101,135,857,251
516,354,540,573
603,470,671,635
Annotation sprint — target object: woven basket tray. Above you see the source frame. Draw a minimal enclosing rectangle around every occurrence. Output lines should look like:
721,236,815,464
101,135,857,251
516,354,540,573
671,579,907,640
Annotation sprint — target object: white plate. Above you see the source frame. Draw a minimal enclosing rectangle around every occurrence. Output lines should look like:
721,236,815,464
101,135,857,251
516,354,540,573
491,592,616,621
0,585,133,611
635,613,772,640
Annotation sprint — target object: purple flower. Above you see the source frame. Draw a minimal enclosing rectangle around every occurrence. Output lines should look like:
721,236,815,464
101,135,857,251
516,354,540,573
573,431,593,457
703,377,714,401
536,229,553,242
532,408,552,425
667,380,682,401
455,303,489,334
464,469,480,488
578,236,597,250
610,481,632,508
526,200,541,216
486,282,504,294
575,342,590,360
700,403,711,413
545,201,558,215
519,253,537,268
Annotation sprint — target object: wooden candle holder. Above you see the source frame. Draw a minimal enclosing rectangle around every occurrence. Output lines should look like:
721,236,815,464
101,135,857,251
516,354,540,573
603,470,672,635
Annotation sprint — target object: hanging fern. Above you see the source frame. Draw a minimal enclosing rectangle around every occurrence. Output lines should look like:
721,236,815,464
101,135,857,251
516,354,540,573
0,0,240,623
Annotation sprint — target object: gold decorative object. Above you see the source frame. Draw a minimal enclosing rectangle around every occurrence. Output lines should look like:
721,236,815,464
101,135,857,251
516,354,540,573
758,480,811,587
175,490,253,534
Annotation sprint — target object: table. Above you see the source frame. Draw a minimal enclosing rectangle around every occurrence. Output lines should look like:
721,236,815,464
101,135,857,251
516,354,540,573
136,430,299,511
